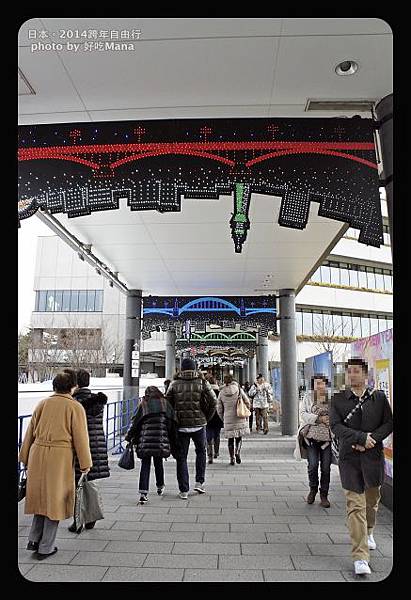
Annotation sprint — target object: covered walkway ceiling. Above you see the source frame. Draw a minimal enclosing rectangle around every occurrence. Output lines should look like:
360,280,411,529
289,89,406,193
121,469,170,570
18,18,392,297
19,18,392,123
54,195,343,296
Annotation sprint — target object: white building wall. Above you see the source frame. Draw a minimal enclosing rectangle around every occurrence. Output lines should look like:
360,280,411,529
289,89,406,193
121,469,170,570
331,237,392,265
296,285,393,313
31,236,126,353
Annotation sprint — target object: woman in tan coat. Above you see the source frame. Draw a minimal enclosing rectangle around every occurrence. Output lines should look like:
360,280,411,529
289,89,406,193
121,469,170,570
217,375,251,465
19,371,92,559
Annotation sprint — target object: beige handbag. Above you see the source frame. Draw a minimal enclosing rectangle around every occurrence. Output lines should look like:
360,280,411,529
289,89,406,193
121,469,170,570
237,388,251,418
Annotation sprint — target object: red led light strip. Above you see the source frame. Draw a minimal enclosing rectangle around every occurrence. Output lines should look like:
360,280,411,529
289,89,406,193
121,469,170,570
246,149,378,170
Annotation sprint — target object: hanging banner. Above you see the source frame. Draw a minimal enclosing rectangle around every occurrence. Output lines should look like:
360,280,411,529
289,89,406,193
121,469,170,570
351,329,393,479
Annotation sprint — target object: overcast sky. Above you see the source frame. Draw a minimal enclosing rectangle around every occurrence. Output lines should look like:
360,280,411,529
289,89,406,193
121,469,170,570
18,216,54,334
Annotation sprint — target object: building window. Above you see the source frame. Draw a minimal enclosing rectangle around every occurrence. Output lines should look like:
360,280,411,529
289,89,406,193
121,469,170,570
320,265,331,284
342,314,352,336
78,291,87,312
296,309,392,339
35,290,47,312
296,311,303,336
330,266,340,285
383,272,392,292
349,268,359,288
358,266,368,288
340,268,350,286
370,317,380,335
351,315,362,337
378,317,387,332
71,290,79,311
310,260,392,292
87,290,96,312
62,290,71,311
312,312,324,335
34,290,104,312
54,290,63,312
95,290,103,311
332,313,343,335
302,312,313,335
46,291,56,312
367,270,376,290
310,269,322,283
375,270,384,291
361,316,371,337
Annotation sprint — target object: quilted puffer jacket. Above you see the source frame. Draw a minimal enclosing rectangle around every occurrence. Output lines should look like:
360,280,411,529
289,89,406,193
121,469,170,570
73,387,110,482
125,396,179,459
165,370,217,428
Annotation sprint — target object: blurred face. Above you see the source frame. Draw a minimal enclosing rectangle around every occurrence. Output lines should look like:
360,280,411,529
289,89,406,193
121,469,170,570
257,377,263,384
314,378,326,394
346,364,367,388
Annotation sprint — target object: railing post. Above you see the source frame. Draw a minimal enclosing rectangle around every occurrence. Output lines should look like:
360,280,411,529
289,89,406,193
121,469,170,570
112,400,125,455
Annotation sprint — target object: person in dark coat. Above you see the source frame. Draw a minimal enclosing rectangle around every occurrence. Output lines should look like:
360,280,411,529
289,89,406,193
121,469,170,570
243,382,253,431
205,376,223,463
165,358,217,498
125,386,178,504
66,368,110,533
330,358,393,576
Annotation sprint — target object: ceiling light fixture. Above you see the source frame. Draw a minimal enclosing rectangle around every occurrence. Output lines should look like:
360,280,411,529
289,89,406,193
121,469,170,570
335,60,359,76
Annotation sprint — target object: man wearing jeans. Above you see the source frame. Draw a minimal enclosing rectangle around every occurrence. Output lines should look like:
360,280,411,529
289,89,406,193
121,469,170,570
165,358,217,498
330,358,393,576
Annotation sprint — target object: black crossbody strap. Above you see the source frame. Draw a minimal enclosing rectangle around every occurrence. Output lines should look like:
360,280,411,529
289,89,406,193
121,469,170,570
343,390,373,424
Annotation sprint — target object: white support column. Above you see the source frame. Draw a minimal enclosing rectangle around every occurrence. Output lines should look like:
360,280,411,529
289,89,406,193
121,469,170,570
165,329,176,380
279,289,298,435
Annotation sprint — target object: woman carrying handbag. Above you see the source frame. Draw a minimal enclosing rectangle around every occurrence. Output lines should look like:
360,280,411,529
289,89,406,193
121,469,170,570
18,371,92,560
217,375,251,465
293,374,334,508
125,386,178,504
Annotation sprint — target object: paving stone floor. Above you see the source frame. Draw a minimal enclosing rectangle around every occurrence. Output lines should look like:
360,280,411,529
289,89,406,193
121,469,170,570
18,422,393,582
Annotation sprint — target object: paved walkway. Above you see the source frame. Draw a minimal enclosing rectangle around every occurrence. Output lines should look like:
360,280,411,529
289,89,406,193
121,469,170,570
18,422,393,582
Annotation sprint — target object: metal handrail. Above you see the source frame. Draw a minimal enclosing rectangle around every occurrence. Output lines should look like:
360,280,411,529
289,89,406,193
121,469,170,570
17,398,140,476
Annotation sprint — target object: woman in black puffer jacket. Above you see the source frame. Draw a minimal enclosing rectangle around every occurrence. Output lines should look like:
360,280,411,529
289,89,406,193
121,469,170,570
125,386,178,504
66,368,110,533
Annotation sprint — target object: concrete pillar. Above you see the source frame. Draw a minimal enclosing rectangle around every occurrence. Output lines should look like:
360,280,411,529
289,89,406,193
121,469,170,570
375,94,393,255
123,290,142,402
279,289,298,435
243,360,249,384
165,329,176,379
249,353,257,384
257,332,269,381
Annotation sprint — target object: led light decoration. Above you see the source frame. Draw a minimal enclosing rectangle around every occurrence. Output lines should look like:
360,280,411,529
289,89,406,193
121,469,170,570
142,295,277,338
18,117,383,249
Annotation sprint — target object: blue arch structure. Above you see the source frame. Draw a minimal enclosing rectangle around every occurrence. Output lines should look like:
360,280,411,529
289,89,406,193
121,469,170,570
142,295,277,336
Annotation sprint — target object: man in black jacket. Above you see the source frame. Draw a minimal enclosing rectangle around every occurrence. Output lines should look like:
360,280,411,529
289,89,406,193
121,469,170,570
330,358,393,576
165,358,217,498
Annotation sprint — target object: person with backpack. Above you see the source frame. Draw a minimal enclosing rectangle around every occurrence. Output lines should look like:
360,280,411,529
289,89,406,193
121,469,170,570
125,386,178,504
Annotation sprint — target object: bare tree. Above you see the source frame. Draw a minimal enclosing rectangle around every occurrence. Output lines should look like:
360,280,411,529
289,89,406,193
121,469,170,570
312,314,357,363
27,328,68,382
26,315,124,380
